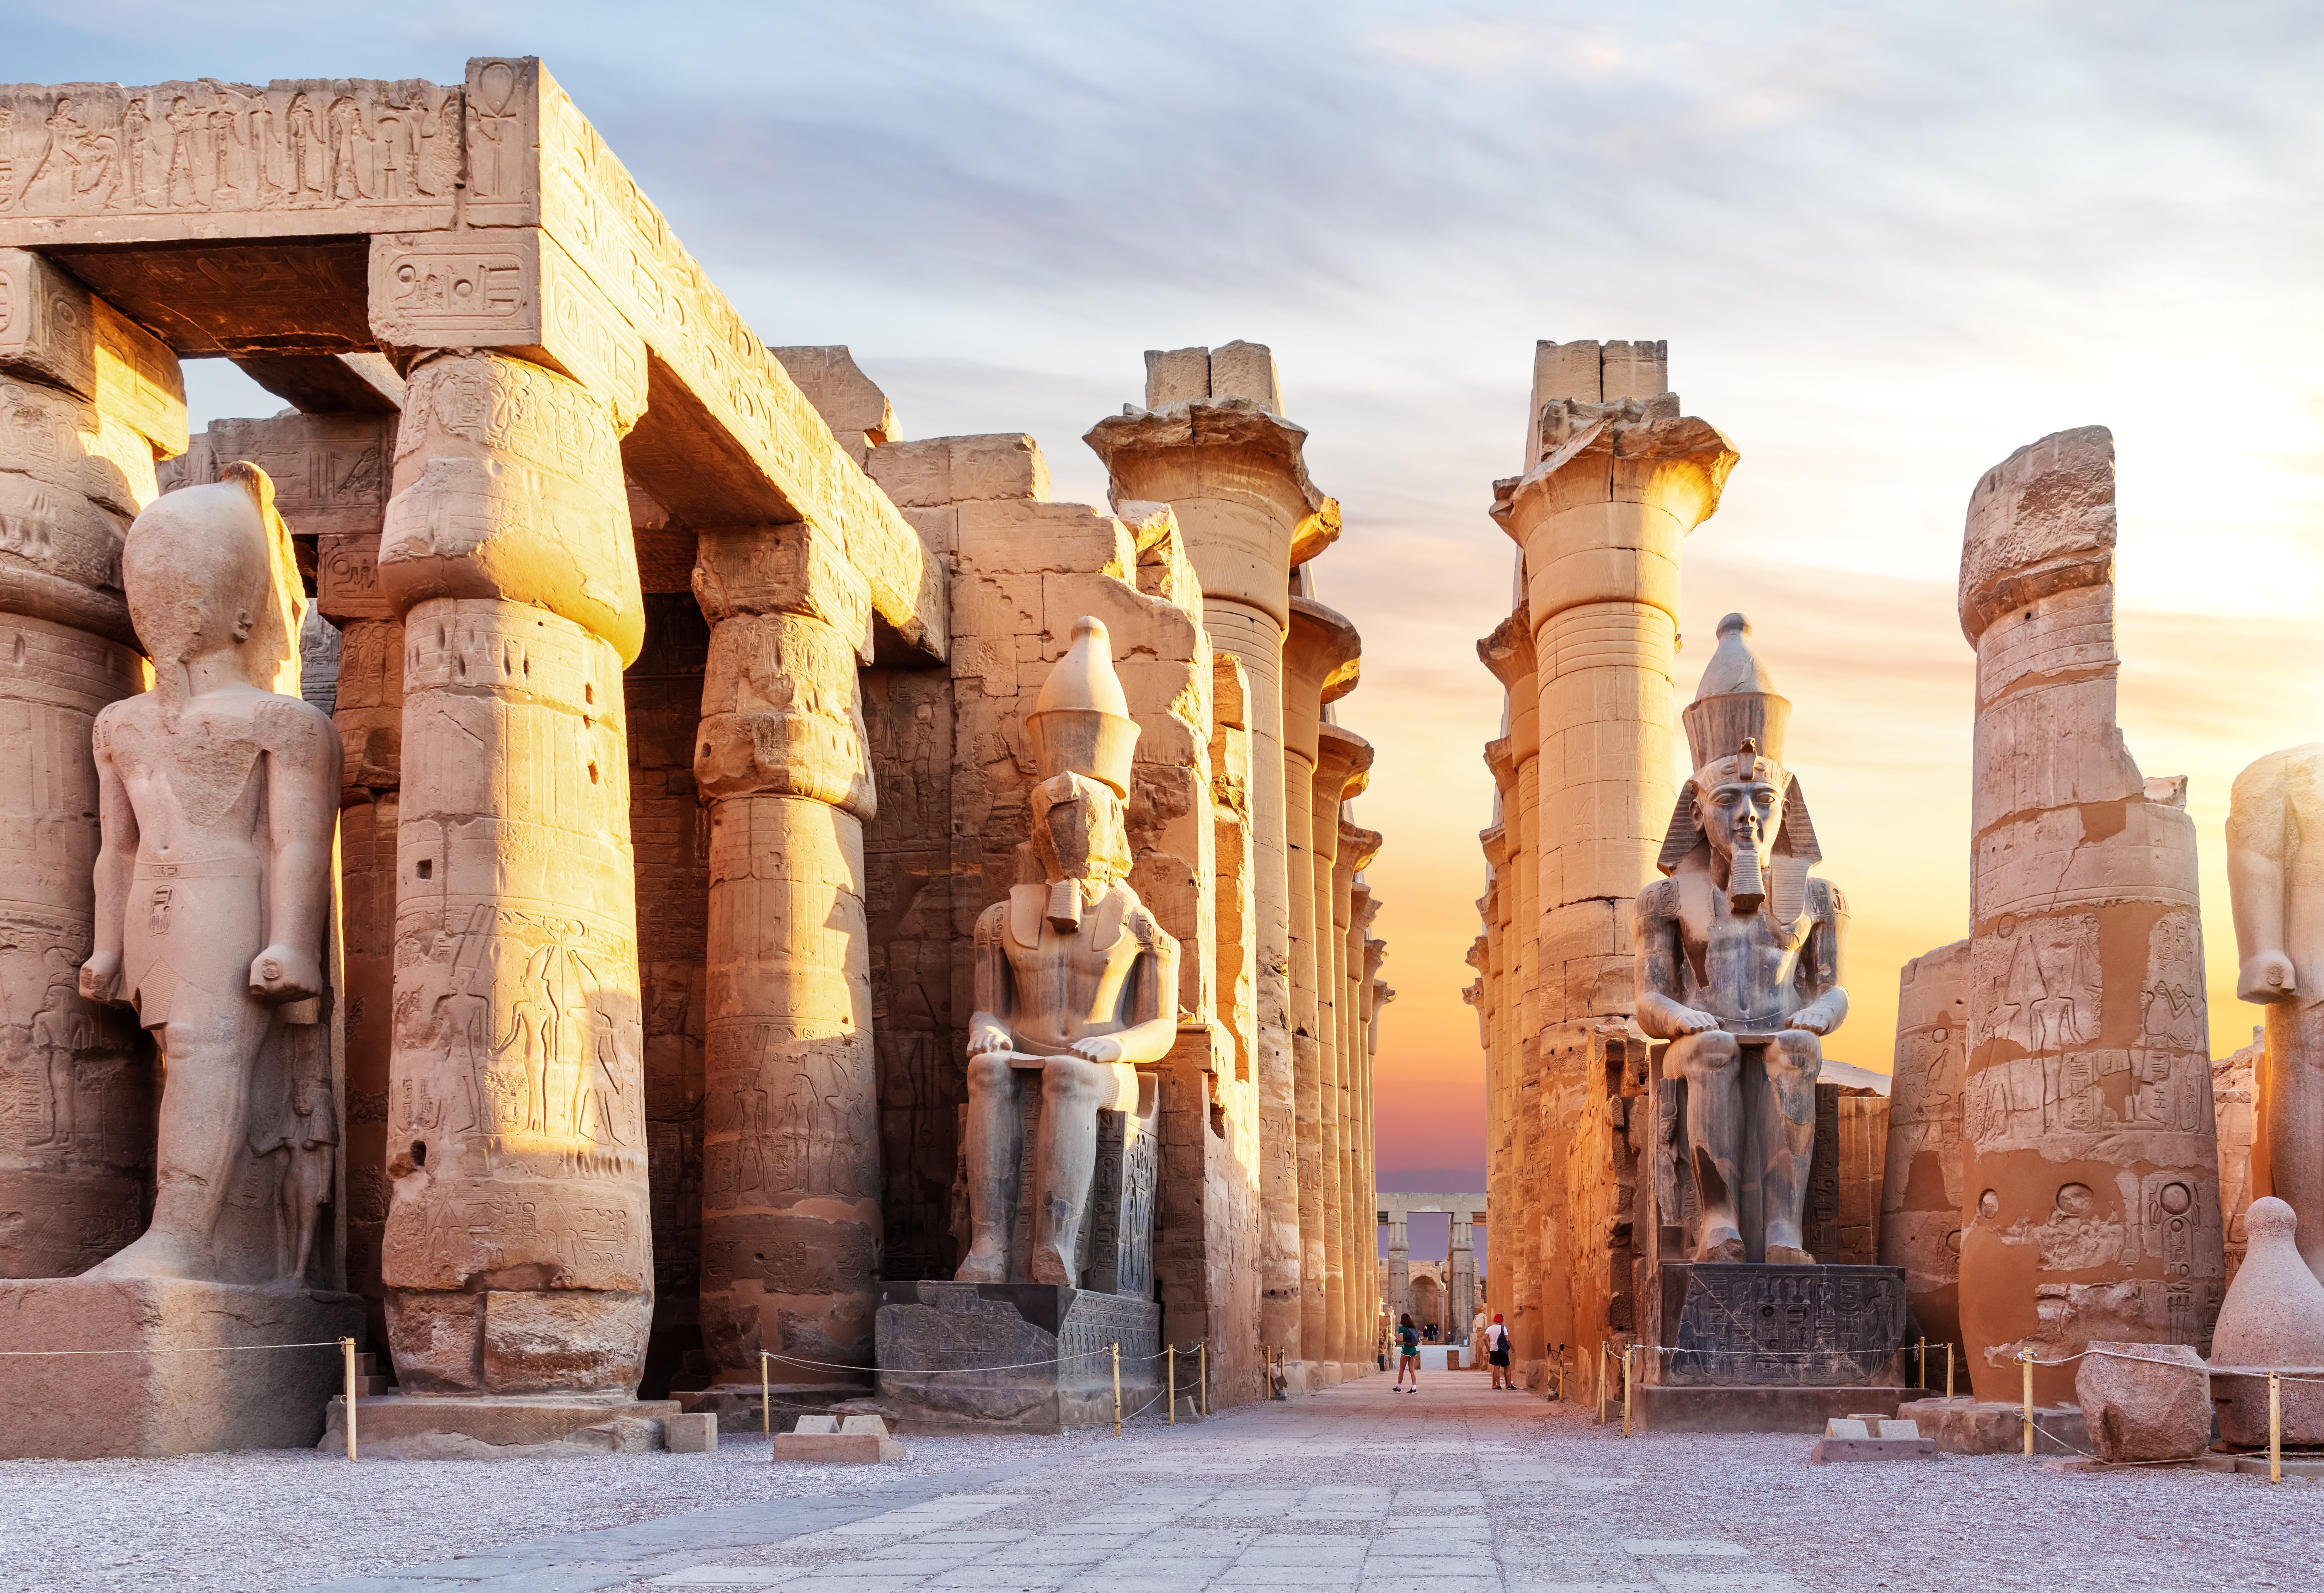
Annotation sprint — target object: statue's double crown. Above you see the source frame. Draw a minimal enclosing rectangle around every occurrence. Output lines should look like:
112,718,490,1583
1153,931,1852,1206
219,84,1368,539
1026,616,1140,798
1682,612,1791,787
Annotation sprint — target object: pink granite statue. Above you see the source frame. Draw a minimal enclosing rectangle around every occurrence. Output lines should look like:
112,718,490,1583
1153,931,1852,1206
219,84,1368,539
957,617,1180,1287
1635,614,1848,1265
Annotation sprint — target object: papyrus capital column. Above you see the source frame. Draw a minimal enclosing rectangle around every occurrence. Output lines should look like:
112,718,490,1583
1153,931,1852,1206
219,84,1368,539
1311,724,1368,1365
1086,356,1339,1359
1280,597,1359,1364
377,349,654,1396
1332,811,1379,1365
691,521,881,1389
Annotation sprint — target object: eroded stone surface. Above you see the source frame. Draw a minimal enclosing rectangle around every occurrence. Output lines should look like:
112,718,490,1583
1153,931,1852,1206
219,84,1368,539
2209,1196,2324,1445
1955,426,2223,1406
2076,1340,2210,1463
1881,939,1970,1352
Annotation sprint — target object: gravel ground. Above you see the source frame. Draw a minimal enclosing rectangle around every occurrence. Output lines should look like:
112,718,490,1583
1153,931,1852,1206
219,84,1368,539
4,1373,2323,1592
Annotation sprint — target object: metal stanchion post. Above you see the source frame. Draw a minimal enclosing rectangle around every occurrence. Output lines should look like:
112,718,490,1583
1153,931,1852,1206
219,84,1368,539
2020,1350,2034,1456
1112,1342,1122,1436
1200,1341,1209,1415
1621,1346,1634,1438
761,1351,771,1439
2271,1373,2283,1484
1168,1344,1177,1425
1597,1343,1608,1425
1917,1337,1927,1390
1946,1343,1955,1400
340,1337,358,1461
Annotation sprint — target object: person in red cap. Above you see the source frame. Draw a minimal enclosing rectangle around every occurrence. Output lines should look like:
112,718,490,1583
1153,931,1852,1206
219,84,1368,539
1484,1313,1513,1389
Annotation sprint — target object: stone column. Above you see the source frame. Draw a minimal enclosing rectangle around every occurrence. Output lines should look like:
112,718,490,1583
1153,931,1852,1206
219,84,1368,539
1450,1212,1476,1337
316,455,404,1355
1490,340,1734,1370
0,251,180,1278
1334,817,1379,1365
1311,728,1368,1364
1282,599,1361,1366
1387,1208,1411,1327
691,524,880,1391
377,351,655,1397
1478,831,1509,1326
1478,607,1535,1343
1878,940,1970,1362
1086,348,1339,1360
1956,426,2221,1407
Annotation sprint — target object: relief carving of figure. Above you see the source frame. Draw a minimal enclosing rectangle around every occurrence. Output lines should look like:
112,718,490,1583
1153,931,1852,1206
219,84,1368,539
78,464,341,1281
957,617,1180,1287
1635,614,1849,1265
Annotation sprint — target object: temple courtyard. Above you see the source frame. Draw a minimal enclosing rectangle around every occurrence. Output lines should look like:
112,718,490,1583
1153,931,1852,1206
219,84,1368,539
0,1373,2314,1593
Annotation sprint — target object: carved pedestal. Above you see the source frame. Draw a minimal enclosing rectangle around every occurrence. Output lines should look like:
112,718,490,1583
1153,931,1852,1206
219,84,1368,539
0,1277,362,1458
874,1282,1161,1434
1633,1262,1910,1433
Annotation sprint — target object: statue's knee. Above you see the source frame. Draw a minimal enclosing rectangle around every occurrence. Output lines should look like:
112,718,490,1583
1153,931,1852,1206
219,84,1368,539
1042,1057,1099,1106
1767,1031,1822,1078
967,1053,1012,1093
1678,1031,1738,1076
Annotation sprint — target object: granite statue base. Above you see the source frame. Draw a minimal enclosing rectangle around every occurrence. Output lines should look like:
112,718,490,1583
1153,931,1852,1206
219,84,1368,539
1632,1261,1908,1432
0,1277,364,1458
874,1281,1160,1434
1906,1395,2091,1456
320,1392,682,1459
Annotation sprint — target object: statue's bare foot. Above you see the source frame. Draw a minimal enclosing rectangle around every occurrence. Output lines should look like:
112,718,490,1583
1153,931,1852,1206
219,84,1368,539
84,1229,208,1281
1766,1244,1814,1266
1029,1245,1075,1286
955,1240,1008,1283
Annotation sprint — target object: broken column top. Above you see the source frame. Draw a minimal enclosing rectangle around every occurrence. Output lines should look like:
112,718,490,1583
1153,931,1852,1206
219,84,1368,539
1524,339,1669,467
1143,341,1283,415
1958,424,2117,646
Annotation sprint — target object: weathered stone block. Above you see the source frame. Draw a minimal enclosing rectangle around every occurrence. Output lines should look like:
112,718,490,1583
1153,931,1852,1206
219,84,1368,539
663,1411,718,1452
2075,1341,2210,1463
873,1281,1159,1434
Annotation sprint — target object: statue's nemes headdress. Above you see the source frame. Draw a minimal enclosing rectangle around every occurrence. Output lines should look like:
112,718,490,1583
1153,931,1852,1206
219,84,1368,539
1656,613,1821,920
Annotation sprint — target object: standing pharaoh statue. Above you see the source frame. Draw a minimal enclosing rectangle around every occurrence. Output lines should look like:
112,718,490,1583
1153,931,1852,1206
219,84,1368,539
958,617,1180,1288
78,464,342,1284
2229,742,2324,1282
1635,614,1849,1265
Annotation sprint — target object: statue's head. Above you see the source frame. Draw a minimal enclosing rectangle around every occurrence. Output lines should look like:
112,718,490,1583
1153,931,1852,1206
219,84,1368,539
1658,613,1821,918
123,462,305,711
1031,770,1133,887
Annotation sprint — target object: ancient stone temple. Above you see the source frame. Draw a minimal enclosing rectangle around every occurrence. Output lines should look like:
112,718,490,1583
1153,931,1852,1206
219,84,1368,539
0,60,1389,1455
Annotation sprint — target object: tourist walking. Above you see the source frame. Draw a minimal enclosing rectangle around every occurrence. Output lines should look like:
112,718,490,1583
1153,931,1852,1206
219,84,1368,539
1485,1312,1513,1389
1394,1313,1422,1391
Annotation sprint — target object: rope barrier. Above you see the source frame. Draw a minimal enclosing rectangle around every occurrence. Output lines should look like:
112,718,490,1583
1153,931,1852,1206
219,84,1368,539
0,1339,348,1356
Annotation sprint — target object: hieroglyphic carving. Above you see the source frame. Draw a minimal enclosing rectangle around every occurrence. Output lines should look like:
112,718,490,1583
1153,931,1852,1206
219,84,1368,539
0,79,458,245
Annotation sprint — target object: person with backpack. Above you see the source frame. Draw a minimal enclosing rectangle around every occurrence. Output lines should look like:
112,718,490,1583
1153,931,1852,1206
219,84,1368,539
1484,1312,1513,1389
1393,1313,1422,1391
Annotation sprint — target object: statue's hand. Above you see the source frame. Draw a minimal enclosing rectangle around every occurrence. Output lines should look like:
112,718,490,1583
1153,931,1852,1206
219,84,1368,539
1788,1005,1834,1037
249,944,323,1005
1671,1005,1725,1037
79,953,121,1004
1069,1034,1127,1064
2239,952,2298,1003
967,1025,1014,1058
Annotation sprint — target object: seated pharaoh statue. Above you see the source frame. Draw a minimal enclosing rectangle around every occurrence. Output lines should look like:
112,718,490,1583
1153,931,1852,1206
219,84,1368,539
1634,613,1849,1266
77,463,342,1284
957,616,1180,1289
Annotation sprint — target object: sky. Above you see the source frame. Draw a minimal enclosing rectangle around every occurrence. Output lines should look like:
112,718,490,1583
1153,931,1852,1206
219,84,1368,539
22,0,2323,1193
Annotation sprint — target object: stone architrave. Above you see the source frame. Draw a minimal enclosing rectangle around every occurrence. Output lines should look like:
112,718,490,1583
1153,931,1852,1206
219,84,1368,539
1281,598,1360,1369
79,467,342,1284
0,251,178,1278
1879,939,1970,1353
1492,339,1735,1391
1955,426,2223,1407
1086,350,1341,1362
1634,615,1849,1266
376,350,655,1397
691,515,881,1391
2226,742,2324,1286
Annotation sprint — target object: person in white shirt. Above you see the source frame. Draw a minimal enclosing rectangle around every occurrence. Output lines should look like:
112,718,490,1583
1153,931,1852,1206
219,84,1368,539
1484,1313,1513,1389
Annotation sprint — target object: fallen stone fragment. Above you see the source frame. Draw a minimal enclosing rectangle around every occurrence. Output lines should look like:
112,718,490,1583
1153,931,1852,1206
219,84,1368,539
2076,1341,2210,1463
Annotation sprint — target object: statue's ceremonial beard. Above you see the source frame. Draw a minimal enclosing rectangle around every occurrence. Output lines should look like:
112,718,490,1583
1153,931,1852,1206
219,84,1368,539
1728,844,1765,915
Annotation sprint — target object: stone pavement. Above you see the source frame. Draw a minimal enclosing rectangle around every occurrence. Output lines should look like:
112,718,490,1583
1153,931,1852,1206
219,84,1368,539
304,1370,1793,1593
